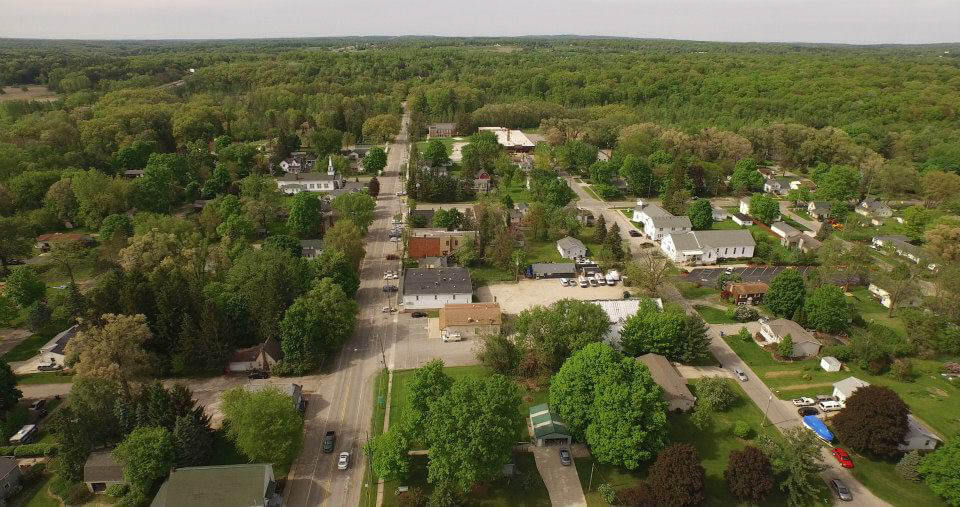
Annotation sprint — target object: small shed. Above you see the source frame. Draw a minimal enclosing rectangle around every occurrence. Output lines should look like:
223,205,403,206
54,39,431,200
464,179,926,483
84,451,126,493
820,356,841,372
528,404,572,446
832,377,870,405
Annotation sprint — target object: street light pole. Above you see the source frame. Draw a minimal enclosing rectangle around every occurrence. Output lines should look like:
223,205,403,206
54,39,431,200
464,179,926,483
761,393,773,428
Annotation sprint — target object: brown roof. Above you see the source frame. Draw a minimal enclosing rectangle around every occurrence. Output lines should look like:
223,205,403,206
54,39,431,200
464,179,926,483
439,303,502,329
230,338,282,364
408,237,443,259
727,282,769,296
36,232,92,243
84,451,124,483
637,353,696,406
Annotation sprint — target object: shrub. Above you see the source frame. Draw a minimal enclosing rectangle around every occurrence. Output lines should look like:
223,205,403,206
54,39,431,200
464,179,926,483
891,359,914,381
598,482,617,504
22,462,46,482
106,483,130,498
737,327,752,342
593,184,623,200
822,345,853,362
0,406,30,441
14,443,57,457
397,486,427,507
896,450,922,482
66,483,93,504
115,489,148,507
733,421,752,439
733,305,759,322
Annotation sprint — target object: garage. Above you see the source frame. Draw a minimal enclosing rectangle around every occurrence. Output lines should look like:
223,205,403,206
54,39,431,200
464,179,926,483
529,403,572,447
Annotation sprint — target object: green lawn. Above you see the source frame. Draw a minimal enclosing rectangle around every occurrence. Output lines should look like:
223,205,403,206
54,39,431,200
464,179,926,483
499,181,532,205
16,474,59,507
2,334,50,362
209,428,249,467
711,220,745,231
848,454,947,507
415,137,456,155
846,287,907,337
790,207,813,220
694,305,736,324
16,372,74,385
782,217,810,232
582,185,603,201
677,281,719,300
361,369,390,507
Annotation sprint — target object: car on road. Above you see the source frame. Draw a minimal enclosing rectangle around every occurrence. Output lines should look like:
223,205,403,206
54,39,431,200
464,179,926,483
559,448,572,466
381,306,396,313
411,311,427,318
832,448,854,469
628,229,641,237
322,431,336,453
830,479,853,501
442,333,463,342
792,397,815,407
37,363,63,372
818,400,842,412
337,452,350,470
733,368,748,382
247,370,269,379
382,285,398,292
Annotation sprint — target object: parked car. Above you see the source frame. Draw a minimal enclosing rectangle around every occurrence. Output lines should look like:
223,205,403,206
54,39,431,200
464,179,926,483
588,277,598,287
411,312,427,318
792,397,816,407
37,363,63,372
382,285,398,292
337,452,350,470
818,400,842,412
559,448,572,466
322,431,336,453
628,229,641,237
797,407,819,417
832,448,854,469
733,368,748,382
578,277,589,288
816,394,837,402
442,333,463,342
594,273,606,286
830,479,853,501
559,278,569,287
247,370,269,379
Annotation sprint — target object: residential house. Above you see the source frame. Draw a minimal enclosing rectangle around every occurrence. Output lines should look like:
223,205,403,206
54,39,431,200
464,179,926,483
0,456,21,500
660,230,756,265
122,169,145,178
712,206,728,222
556,236,587,259
420,164,448,177
763,177,792,195
340,145,371,161
723,282,769,305
872,235,924,264
227,338,282,373
832,376,870,406
407,229,476,259
408,237,443,259
731,213,753,226
647,215,693,242
637,353,696,412
35,232,94,252
508,208,524,227
277,151,317,174
246,382,304,413
402,267,473,310
84,451,125,493
632,200,674,237
807,201,833,220
820,356,842,372
299,239,324,259
899,415,942,452
574,207,594,226
275,159,345,195
478,127,535,152
528,404,572,446
418,256,448,269
428,123,456,138
857,198,893,219
438,303,502,339
757,318,821,358
474,170,493,192
529,263,577,279
771,221,801,241
150,464,282,507
38,324,78,369
739,198,751,215
868,282,922,309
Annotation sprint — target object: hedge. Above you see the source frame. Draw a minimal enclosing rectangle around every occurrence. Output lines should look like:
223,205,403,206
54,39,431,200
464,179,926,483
0,443,58,457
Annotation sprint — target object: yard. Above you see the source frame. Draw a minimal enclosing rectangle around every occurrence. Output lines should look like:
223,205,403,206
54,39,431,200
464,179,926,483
710,220,745,231
3,334,52,362
846,287,907,337
694,305,737,324
469,227,609,286
676,281,719,300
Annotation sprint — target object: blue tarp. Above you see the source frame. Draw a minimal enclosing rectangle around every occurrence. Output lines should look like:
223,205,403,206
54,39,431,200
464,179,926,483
802,415,834,442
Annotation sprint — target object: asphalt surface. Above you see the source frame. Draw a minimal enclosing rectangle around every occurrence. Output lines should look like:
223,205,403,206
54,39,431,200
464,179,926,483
686,265,814,284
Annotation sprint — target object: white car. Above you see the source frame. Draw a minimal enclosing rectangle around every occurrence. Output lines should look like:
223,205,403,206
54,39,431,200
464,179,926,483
559,278,569,286
442,333,463,342
337,452,350,470
792,397,816,407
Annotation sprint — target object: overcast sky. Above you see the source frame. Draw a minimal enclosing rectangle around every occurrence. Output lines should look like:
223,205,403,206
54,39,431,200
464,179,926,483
2,0,958,44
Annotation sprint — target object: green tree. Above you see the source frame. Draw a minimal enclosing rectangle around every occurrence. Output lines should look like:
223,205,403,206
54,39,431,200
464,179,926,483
619,301,688,360
364,146,388,174
454,236,479,267
0,360,22,412
646,443,706,506
919,438,960,505
594,214,607,243
765,269,806,318
550,342,623,438
680,314,711,364
777,335,794,358
896,450,923,482
803,284,850,333
814,165,860,202
433,208,464,231
0,295,17,328
687,198,714,230
331,193,376,232
286,192,324,239
312,249,360,297
409,360,453,430
749,193,780,224
620,155,656,197
220,387,303,469
0,216,34,273
725,446,775,503
606,223,624,261
760,427,827,506
729,160,764,194
476,334,521,375
113,426,174,492
310,127,343,157
423,139,450,167
5,266,47,308
833,385,909,458
367,176,380,198
694,376,737,412
513,299,611,372
264,234,302,258
279,278,357,373
100,214,133,241
365,429,410,481
323,220,365,269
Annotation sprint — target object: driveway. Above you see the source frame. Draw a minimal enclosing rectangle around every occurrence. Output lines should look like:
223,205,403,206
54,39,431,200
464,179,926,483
390,314,476,370
674,364,732,379
531,446,587,507
476,279,626,314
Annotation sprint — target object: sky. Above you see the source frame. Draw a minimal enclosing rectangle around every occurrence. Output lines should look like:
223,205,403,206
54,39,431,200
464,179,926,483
2,0,959,44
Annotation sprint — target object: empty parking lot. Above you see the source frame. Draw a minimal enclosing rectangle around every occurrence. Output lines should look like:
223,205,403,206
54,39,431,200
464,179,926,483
685,265,813,285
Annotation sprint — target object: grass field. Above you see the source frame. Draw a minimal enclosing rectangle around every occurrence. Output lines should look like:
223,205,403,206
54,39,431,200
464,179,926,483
582,185,603,201
677,281,719,300
694,305,737,324
16,372,74,385
846,287,907,337
849,454,947,507
415,137,456,155
711,220,746,231
3,334,50,362
16,474,59,507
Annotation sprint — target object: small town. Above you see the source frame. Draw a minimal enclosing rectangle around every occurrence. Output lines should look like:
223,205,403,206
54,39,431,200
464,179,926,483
0,21,959,507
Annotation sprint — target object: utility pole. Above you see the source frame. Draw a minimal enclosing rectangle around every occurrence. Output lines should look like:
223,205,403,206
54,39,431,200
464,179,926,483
588,462,595,492
761,393,773,427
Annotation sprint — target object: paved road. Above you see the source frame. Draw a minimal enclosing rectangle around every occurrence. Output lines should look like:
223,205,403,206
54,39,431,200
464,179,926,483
531,446,587,507
283,109,410,507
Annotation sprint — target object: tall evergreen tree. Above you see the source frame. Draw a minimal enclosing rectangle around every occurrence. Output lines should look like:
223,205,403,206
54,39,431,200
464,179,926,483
594,215,607,243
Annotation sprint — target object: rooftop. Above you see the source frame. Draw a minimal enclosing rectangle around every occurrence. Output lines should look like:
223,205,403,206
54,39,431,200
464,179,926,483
668,229,756,252
230,338,282,364
403,267,472,295
637,353,696,407
765,318,818,345
439,303,502,328
276,171,341,183
649,215,692,229
727,282,769,296
43,324,78,356
557,236,585,251
84,451,124,484
531,262,576,275
771,221,801,237
528,404,571,439
833,376,870,397
478,127,535,148
633,201,672,218
150,464,276,507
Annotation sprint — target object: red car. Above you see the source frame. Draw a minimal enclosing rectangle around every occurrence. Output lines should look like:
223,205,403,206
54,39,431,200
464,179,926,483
832,448,854,469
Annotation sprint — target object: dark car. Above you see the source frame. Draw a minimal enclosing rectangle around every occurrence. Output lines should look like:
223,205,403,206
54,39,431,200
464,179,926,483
29,399,47,418
247,370,269,379
383,285,398,292
322,431,336,453
559,448,572,466
628,229,641,237
37,363,63,372
411,311,427,318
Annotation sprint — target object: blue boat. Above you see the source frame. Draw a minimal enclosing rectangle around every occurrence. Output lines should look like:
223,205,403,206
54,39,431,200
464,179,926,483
802,415,834,442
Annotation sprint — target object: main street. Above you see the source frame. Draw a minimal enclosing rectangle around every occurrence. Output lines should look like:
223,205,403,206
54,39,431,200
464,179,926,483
284,108,410,507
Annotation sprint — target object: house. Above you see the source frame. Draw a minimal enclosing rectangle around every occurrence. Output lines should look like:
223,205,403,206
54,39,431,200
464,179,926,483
340,145,371,162
277,151,317,174
508,209,524,227
408,237,442,259
275,158,345,195
478,127,535,152
122,169,145,178
712,206,728,221
528,404,572,446
0,456,21,500
758,318,821,358
418,256,448,269
857,198,893,218
474,170,493,192
421,164,448,177
408,229,476,259
574,208,594,226
637,353,696,412
588,299,648,348
771,221,801,241
38,324,78,369
807,201,832,220
739,198,751,215
868,282,922,309
786,234,822,253
647,215,693,242
832,376,870,405
428,123,456,138
872,235,924,264
228,338,282,373
84,451,125,494
246,382,304,413
299,239,324,259
35,233,94,252
899,415,942,452
820,356,842,372
660,230,756,265
556,237,587,259
402,267,472,310
723,282,768,305
150,464,282,507
731,213,753,226
763,177,791,195
632,200,674,236
529,263,577,279
438,303,502,339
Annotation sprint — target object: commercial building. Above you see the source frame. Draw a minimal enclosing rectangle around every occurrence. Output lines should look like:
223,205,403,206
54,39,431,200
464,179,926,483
402,267,473,310
438,303,502,339
660,230,756,265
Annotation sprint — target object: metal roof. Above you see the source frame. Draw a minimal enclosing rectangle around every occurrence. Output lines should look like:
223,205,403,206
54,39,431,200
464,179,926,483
528,404,571,439
531,263,576,275
557,236,585,251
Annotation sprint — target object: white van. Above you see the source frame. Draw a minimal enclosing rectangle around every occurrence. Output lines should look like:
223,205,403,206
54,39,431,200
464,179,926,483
578,276,589,288
9,424,37,445
818,400,842,412
594,273,606,286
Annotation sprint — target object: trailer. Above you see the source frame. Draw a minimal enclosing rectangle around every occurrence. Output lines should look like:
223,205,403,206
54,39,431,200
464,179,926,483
802,415,834,443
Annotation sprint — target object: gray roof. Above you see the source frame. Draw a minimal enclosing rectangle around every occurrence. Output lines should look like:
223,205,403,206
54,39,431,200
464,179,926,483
833,376,870,398
637,353,696,407
300,239,323,255
46,325,78,356
633,202,671,218
670,230,757,252
649,216,692,229
809,201,832,211
84,451,124,484
150,464,276,507
531,263,577,276
732,212,753,222
765,319,817,345
0,457,17,479
557,236,585,251
276,171,340,182
771,221,800,237
430,122,456,129
403,267,472,295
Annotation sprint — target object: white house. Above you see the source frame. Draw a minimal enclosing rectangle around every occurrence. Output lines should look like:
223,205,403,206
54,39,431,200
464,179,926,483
277,151,317,173
857,198,893,218
820,356,842,372
402,267,473,310
807,201,832,220
39,325,78,368
712,206,728,221
227,338,282,373
771,221,801,240
275,158,346,195
868,283,921,309
739,198,751,215
872,235,924,264
900,415,943,452
731,213,753,226
478,127,535,151
660,230,755,265
556,236,587,259
763,177,791,195
647,216,693,241
632,199,669,222
832,377,870,406
757,318,821,358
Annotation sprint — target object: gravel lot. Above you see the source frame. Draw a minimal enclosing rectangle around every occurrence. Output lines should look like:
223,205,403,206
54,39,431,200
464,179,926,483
476,279,627,314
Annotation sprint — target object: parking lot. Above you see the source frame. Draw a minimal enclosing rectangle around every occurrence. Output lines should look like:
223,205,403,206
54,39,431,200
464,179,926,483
475,278,627,314
685,266,813,285
390,313,476,369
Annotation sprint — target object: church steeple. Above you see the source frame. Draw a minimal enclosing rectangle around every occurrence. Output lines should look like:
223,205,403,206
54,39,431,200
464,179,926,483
327,156,335,176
